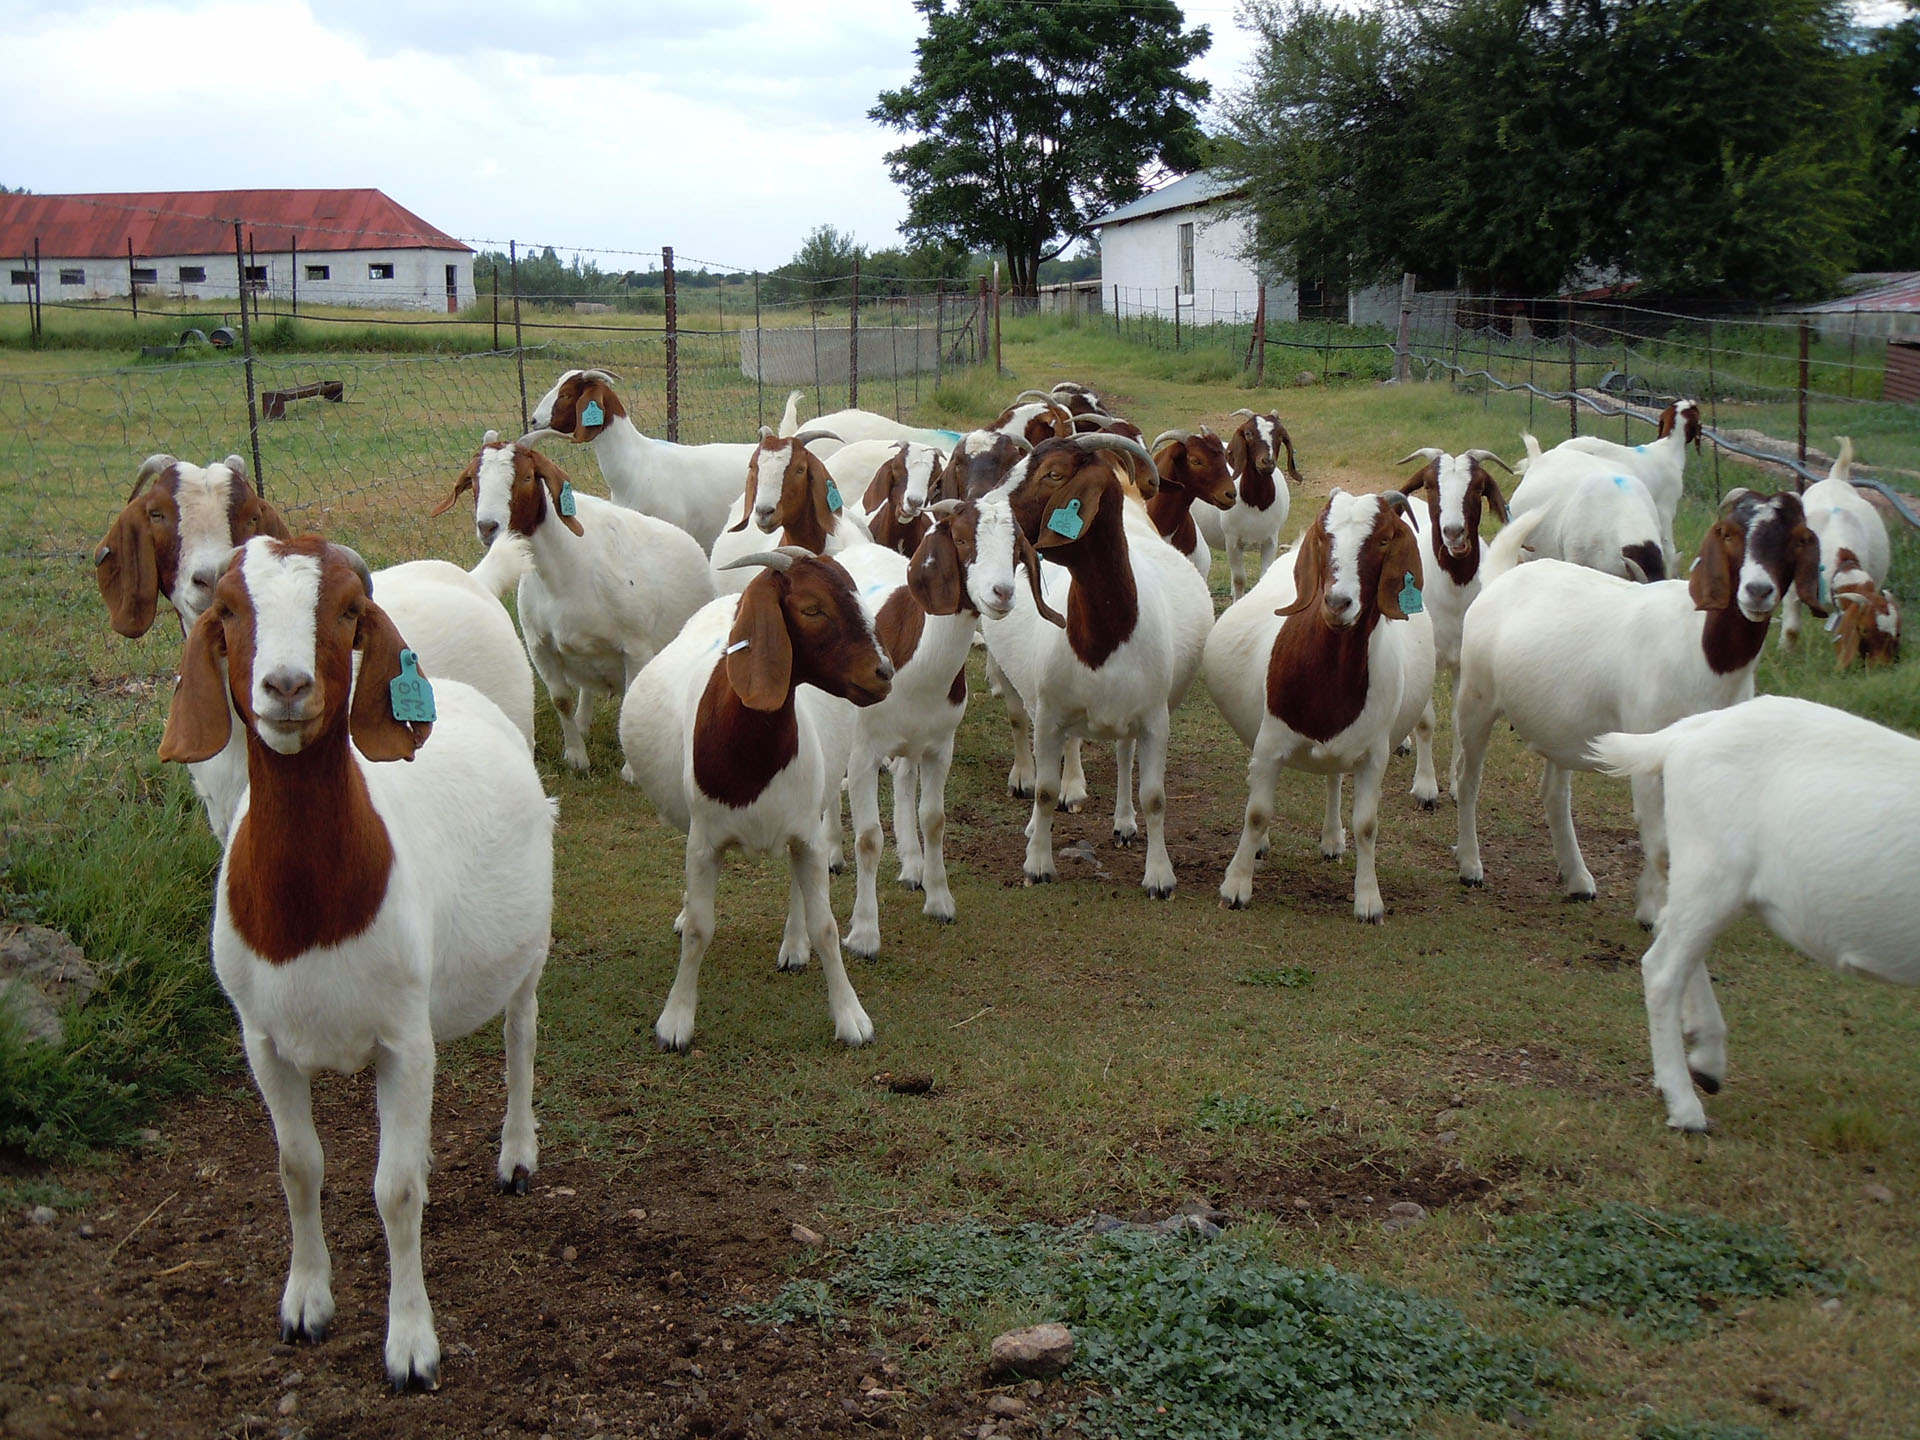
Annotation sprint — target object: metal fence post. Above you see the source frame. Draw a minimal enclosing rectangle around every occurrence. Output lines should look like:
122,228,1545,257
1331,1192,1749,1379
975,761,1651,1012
511,241,527,434
664,245,679,443
754,272,764,431
977,274,989,367
1565,295,1578,438
1797,319,1810,463
934,281,944,393
1113,283,1121,336
991,264,1001,375
1706,319,1721,494
848,254,860,412
233,221,265,492
127,237,138,324
1394,273,1413,382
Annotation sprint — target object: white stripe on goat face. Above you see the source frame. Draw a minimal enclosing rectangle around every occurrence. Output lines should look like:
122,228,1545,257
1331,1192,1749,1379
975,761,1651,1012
1321,492,1379,628
1735,497,1790,620
241,541,322,754
173,464,243,627
749,447,787,530
967,494,1019,618
1254,417,1278,464
1435,454,1474,555
471,445,518,546
901,447,938,516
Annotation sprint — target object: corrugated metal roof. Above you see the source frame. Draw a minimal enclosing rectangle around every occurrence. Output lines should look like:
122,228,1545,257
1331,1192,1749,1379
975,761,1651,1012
0,189,471,259
1801,271,1920,314
1089,171,1242,228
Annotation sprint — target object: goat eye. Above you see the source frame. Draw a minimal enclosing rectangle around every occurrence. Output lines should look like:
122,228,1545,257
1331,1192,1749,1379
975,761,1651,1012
149,510,168,524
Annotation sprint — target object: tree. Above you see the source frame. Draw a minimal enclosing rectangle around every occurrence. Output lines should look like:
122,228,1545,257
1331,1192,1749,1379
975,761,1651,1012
1858,10,1920,269
872,0,1211,296
1214,0,1879,303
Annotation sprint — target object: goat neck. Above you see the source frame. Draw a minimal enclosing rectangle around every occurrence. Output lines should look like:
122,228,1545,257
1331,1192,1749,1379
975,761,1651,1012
1035,474,1137,670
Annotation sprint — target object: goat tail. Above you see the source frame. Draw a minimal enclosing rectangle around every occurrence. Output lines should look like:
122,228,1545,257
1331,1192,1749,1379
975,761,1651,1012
469,534,534,597
1479,505,1552,588
777,389,805,439
1587,728,1674,781
1518,431,1544,473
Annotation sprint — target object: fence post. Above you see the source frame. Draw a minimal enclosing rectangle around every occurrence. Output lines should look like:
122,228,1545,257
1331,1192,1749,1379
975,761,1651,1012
127,237,138,324
754,272,765,431
290,236,298,317
977,274,989,366
510,241,527,432
232,221,265,492
1565,295,1578,438
934,281,944,393
1394,273,1414,382
664,244,679,443
1113,283,1121,336
992,263,1002,375
1619,333,1630,439
1481,308,1491,410
1706,319,1721,494
31,237,42,342
848,253,860,411
1173,288,1181,349
492,263,500,352
1797,319,1810,463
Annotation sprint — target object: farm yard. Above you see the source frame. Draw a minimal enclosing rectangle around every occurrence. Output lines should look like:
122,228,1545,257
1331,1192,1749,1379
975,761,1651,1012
3,310,1920,1440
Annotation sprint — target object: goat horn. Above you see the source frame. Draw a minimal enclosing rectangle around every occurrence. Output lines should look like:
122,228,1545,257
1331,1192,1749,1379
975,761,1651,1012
1464,448,1513,473
718,545,810,574
1005,433,1034,452
130,453,179,500
579,367,622,386
790,429,841,447
1396,448,1446,466
1719,487,1754,514
220,453,249,479
332,544,375,597
1011,389,1054,406
1379,490,1412,515
517,426,561,448
929,499,965,521
1231,408,1258,419
1150,429,1192,450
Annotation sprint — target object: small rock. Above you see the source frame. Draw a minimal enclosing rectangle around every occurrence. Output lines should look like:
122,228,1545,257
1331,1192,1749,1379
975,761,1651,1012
626,1208,648,1222
26,1205,57,1227
1434,1130,1458,1146
989,1323,1074,1378
1294,370,1320,387
277,1392,298,1416
791,1223,825,1246
0,924,99,1047
1432,1108,1463,1130
77,1223,97,1239
551,1187,576,1198
1819,1298,1843,1317
137,1128,163,1145
561,1246,578,1262
1864,1183,1894,1204
985,1395,1028,1418
1383,1202,1427,1232
1291,1196,1311,1210
1450,1093,1465,1106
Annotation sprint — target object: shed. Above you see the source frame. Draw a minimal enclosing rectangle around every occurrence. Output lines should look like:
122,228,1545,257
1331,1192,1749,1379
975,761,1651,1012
1887,338,1920,405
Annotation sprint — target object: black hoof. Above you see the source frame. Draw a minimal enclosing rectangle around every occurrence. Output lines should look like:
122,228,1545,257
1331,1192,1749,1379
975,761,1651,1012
845,945,878,963
1690,1068,1723,1095
391,1361,439,1395
281,1318,328,1344
1253,846,1268,861
1459,875,1484,888
1145,884,1174,900
501,1165,531,1197
656,1036,692,1055
827,862,844,876
1023,871,1053,886
928,912,954,925
1222,896,1249,911
1114,831,1136,847
1565,891,1596,904
1357,913,1385,926
900,878,924,892
1417,797,1437,812
1011,784,1034,800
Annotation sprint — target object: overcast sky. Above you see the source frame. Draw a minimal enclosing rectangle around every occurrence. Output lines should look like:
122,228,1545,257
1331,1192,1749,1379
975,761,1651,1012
1,0,1907,274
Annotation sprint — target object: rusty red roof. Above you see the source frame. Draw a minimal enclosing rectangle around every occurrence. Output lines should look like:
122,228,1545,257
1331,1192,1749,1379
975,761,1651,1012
1803,272,1920,315
0,189,471,259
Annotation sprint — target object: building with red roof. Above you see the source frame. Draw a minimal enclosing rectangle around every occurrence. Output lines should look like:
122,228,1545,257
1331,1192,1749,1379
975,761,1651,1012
0,189,474,312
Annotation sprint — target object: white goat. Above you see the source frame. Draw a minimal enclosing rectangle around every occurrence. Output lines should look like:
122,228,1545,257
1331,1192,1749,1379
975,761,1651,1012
709,433,875,592
158,536,555,1392
1195,410,1300,600
96,451,535,839
1207,491,1438,921
1591,695,1920,1132
525,369,765,554
618,549,894,1050
777,389,963,455
1454,490,1826,925
1781,436,1893,647
1509,434,1669,582
830,439,947,556
434,432,715,773
1557,398,1702,563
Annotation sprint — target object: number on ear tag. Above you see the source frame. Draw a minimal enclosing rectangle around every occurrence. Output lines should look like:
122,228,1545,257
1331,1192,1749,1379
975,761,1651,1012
1398,571,1424,614
558,480,577,517
389,650,436,724
826,479,844,514
1046,498,1085,540
581,400,605,427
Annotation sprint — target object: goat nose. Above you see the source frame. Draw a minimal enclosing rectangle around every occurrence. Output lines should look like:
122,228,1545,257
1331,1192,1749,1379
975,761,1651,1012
875,659,895,683
260,667,313,704
1743,581,1776,606
477,518,500,546
992,581,1015,606
190,565,220,593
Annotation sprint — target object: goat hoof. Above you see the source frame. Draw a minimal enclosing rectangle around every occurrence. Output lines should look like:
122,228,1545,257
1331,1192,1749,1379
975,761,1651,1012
1010,784,1034,800
899,878,924,892
501,1166,531,1197
1459,874,1484,888
827,861,844,876
1023,870,1053,887
281,1318,328,1344
1114,829,1136,847
1417,796,1437,812
1690,1068,1723,1095
1564,890,1596,904
927,911,954,925
1145,883,1174,900
391,1361,439,1395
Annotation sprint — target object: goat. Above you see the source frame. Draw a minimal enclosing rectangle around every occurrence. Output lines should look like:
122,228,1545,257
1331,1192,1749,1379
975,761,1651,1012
433,433,715,773
1557,398,1702,563
827,440,947,557
1829,548,1901,668
96,451,535,838
988,392,1078,448
976,435,1213,896
617,549,893,1050
1453,489,1826,926
1046,380,1108,417
158,536,555,1392
1781,436,1893,648
1396,446,1511,795
1590,695,1920,1131
1207,491,1438,920
1509,433,1668,582
1141,428,1239,580
525,369,766,554
777,389,962,455
1195,410,1301,600
709,432,874,590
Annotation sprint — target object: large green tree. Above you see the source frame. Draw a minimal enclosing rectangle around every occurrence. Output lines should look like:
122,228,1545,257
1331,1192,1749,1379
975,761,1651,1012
1215,0,1879,302
1859,9,1920,269
872,0,1211,296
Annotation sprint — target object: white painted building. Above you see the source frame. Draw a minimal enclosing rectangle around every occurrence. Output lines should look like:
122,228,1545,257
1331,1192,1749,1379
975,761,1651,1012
0,189,474,312
1090,171,1400,328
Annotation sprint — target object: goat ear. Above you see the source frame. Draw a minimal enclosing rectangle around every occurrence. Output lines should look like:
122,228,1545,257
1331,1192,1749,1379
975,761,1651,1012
1688,520,1740,611
1792,524,1828,617
430,456,479,518
159,609,233,763
1398,464,1429,496
575,380,615,440
529,451,584,537
863,450,905,515
1376,516,1425,621
805,449,839,531
727,574,794,711
1228,426,1248,478
1034,468,1107,551
908,523,966,615
1475,466,1510,522
1016,525,1066,627
729,453,759,533
95,502,161,638
1276,519,1330,617
350,599,429,761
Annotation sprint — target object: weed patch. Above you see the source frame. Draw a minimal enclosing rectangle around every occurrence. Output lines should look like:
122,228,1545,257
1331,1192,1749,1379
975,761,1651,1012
1193,1092,1314,1134
1234,965,1316,989
1486,1202,1843,1338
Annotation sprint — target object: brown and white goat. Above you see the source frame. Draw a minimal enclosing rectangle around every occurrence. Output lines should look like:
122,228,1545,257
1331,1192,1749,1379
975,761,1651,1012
159,536,555,1393
1142,427,1238,580
709,432,872,590
1829,547,1901,668
1205,491,1439,920
619,549,893,1050
1195,409,1303,599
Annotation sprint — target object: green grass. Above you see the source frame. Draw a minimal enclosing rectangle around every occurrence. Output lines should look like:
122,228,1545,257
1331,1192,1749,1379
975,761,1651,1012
4,315,1920,1435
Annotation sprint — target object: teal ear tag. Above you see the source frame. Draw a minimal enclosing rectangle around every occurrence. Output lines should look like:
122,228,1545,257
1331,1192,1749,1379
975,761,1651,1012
1046,498,1085,540
1398,571,1424,614
1818,562,1828,606
558,480,577,517
825,479,844,514
581,399,604,427
389,650,436,724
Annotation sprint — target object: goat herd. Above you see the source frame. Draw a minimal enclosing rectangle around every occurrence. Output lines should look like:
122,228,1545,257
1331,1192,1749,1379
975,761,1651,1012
89,371,1916,1392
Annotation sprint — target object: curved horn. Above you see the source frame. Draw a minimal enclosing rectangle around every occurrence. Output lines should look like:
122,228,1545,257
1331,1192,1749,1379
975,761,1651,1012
1230,408,1258,419
1379,490,1413,516
1396,448,1447,466
517,426,563,448
759,424,775,438
718,544,813,574
1719,487,1754,515
220,453,249,479
332,544,375,598
129,452,179,501
578,367,622,386
1464,448,1513,474
790,429,841,447
1004,433,1034,452
1150,429,1193,451
929,499,964,521
1012,389,1054,406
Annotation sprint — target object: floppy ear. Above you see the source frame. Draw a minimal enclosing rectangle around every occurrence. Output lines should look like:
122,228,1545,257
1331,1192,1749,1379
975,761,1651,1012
1034,468,1109,552
726,574,795,711
1688,520,1740,612
1276,518,1331,617
1791,523,1828,617
1014,527,1066,627
158,608,233,763
234,483,292,541
804,449,840,531
430,455,480,518
729,453,759,533
528,450,584,537
863,449,906,515
1227,426,1248,478
350,599,429,761
908,523,966,615
1399,464,1430,496
574,379,616,441
1474,465,1509,522
1376,516,1425,621
95,502,161,638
